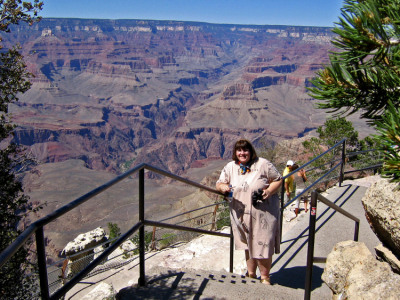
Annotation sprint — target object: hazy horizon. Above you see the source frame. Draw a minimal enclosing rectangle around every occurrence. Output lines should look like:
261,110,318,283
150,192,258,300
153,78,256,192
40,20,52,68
41,0,344,27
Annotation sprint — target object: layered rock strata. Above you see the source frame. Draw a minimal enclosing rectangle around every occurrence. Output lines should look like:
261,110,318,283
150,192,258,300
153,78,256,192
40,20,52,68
2,18,343,175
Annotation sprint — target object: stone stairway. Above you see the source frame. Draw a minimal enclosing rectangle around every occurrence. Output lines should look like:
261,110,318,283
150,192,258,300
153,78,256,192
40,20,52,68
67,177,381,300
117,266,305,299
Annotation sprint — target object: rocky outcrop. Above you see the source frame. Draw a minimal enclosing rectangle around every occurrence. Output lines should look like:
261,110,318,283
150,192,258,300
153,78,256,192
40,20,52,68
220,83,257,100
61,227,108,257
322,241,400,299
322,178,400,299
61,227,108,275
361,178,400,258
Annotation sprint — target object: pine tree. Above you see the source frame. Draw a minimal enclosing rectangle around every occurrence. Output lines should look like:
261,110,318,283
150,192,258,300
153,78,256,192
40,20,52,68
0,1,43,298
302,118,360,183
309,0,400,184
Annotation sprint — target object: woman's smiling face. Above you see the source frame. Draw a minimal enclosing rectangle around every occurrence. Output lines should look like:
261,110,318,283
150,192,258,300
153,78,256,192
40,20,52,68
236,147,251,164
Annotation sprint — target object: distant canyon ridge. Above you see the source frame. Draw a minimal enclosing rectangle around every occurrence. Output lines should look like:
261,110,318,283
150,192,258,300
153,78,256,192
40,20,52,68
4,18,352,175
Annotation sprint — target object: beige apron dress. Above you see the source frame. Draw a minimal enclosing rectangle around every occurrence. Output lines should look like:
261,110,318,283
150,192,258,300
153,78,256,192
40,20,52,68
217,157,282,259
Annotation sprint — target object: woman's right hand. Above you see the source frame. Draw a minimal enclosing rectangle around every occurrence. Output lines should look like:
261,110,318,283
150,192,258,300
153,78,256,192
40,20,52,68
218,183,231,194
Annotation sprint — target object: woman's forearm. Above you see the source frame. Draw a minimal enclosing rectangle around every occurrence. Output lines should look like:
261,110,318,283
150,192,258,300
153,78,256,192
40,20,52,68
263,179,282,199
268,180,282,195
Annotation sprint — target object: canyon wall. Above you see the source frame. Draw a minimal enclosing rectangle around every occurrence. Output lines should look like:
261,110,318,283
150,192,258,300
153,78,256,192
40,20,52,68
2,18,341,176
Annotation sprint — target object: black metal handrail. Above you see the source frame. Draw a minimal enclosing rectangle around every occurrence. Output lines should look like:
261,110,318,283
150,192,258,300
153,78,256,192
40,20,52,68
0,163,228,300
302,148,381,176
1,140,383,300
279,139,382,237
304,190,360,300
277,139,381,300
279,139,348,238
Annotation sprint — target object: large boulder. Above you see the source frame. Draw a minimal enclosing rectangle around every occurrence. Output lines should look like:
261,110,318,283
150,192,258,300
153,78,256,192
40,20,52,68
61,227,108,275
322,240,400,299
361,178,400,258
61,227,108,257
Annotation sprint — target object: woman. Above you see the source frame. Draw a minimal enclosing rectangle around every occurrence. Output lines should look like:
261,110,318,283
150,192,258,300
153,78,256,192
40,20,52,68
216,139,282,284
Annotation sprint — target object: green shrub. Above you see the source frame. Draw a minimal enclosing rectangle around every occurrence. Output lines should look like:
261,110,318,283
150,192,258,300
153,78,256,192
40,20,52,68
130,231,153,255
216,203,230,230
107,222,121,241
159,233,175,248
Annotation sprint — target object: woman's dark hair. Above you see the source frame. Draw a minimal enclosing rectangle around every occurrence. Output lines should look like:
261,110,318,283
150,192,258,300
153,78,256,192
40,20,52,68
232,139,258,162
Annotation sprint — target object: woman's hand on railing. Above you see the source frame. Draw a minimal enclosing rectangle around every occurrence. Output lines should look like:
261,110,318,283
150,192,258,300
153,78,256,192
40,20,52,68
216,182,230,194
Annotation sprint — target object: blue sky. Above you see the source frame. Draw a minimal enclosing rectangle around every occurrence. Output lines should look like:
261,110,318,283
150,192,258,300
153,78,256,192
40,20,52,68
41,0,344,27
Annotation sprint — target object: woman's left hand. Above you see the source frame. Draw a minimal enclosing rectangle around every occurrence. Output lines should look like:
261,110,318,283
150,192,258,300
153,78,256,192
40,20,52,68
262,189,271,200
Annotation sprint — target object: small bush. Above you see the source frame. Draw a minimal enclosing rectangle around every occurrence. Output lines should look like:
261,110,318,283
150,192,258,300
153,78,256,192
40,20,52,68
159,233,175,248
130,231,153,255
216,203,230,230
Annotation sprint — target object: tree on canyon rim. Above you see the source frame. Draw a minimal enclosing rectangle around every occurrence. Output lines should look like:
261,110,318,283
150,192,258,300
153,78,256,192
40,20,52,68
309,0,400,185
0,1,43,298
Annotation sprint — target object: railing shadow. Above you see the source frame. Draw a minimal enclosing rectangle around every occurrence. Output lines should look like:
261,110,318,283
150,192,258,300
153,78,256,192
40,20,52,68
274,184,355,267
272,183,359,291
117,269,261,300
117,270,196,300
65,268,125,299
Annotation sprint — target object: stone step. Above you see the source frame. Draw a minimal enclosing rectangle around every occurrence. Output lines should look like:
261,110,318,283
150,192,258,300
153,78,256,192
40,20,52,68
117,266,305,300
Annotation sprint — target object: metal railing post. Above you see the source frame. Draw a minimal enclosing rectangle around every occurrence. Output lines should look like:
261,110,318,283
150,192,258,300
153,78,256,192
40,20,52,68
151,226,157,250
229,226,234,273
138,168,146,286
354,221,360,242
36,227,50,300
339,139,346,187
280,183,285,241
304,190,318,300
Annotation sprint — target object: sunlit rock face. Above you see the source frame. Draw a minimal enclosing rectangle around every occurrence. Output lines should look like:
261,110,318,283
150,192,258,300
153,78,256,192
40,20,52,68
323,241,400,299
362,178,400,258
